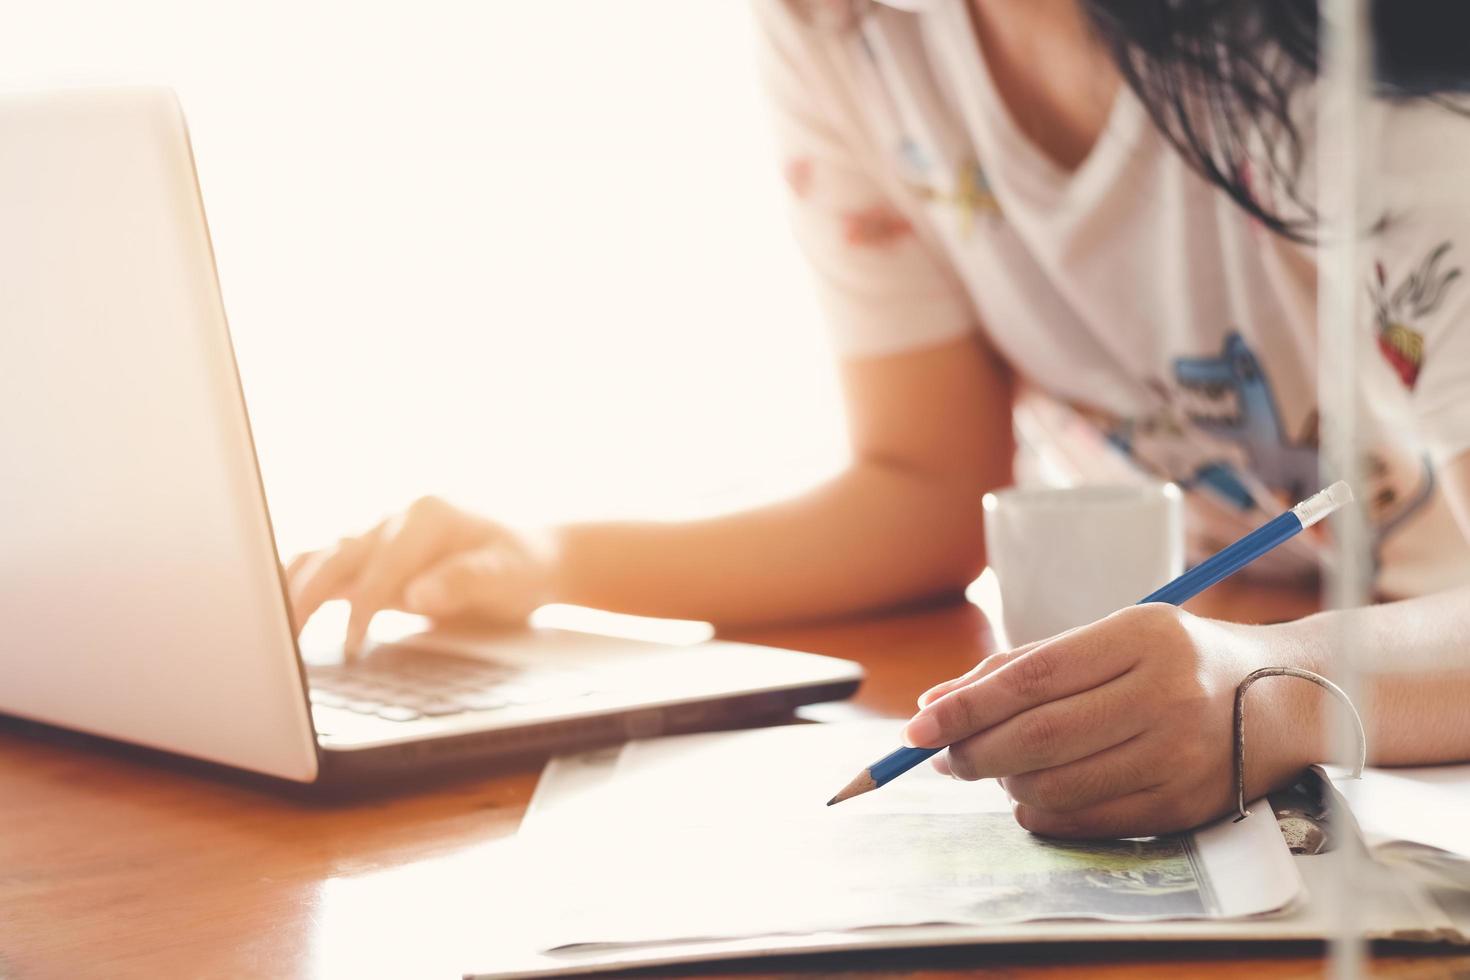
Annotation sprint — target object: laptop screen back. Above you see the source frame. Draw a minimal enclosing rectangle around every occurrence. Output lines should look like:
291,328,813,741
0,88,319,781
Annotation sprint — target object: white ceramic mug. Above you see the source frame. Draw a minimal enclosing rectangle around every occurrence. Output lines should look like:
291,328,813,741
982,482,1184,648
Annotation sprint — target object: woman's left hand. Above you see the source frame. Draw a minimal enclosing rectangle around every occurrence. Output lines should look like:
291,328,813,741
903,604,1319,838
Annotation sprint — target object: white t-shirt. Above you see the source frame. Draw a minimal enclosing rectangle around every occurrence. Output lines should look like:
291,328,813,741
755,0,1470,598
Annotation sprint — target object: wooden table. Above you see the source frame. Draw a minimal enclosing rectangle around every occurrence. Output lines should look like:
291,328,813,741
2,591,1466,979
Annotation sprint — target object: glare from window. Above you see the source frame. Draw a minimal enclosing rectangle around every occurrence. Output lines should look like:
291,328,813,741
2,1,847,557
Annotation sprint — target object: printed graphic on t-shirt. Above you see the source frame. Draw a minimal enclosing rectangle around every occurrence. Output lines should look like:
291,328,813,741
1369,241,1462,390
901,158,1001,235
890,135,999,233
1173,334,1319,507
1098,333,1433,557
842,204,914,246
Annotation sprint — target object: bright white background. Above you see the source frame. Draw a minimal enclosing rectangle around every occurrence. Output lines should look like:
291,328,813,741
2,1,847,558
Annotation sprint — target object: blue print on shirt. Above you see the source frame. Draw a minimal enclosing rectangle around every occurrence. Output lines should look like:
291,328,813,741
1173,333,1320,507
1105,332,1316,512
1107,332,1430,551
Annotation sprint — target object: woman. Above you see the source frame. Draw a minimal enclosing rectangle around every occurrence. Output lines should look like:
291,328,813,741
288,0,1470,837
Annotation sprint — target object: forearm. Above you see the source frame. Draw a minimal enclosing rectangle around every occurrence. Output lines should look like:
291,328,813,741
1267,586,1470,767
549,460,991,628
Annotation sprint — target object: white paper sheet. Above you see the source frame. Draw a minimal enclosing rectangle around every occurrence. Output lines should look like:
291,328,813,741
1324,764,1470,888
515,722,1302,951
1325,765,1470,859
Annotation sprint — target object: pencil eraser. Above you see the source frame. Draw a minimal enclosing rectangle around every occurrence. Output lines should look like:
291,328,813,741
1293,481,1354,528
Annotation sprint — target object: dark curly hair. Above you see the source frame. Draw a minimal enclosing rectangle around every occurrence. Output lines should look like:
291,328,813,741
1082,0,1470,240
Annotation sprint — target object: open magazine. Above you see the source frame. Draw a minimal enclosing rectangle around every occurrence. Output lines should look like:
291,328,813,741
467,722,1470,979
512,721,1301,949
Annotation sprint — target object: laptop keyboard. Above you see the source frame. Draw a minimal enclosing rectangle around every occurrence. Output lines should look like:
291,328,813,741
307,646,592,723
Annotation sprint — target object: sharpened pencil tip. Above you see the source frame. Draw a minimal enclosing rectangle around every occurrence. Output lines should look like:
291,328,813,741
825,770,879,807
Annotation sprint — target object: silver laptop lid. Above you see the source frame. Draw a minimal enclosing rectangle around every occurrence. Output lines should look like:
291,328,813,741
0,88,319,781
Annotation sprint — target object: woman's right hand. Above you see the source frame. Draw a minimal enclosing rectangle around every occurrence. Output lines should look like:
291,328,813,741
284,496,559,657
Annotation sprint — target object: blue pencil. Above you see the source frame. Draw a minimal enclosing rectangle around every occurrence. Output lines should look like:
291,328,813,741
826,480,1354,806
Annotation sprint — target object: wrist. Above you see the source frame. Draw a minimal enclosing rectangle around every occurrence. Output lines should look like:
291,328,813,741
1250,618,1331,775
538,523,574,606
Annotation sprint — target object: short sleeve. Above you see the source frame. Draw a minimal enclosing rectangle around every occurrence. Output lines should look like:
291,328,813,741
1365,101,1470,465
751,0,976,358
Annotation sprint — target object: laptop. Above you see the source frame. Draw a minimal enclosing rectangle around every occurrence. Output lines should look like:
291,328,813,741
0,88,863,785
